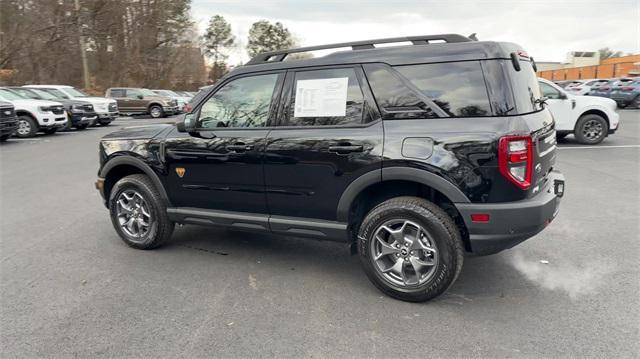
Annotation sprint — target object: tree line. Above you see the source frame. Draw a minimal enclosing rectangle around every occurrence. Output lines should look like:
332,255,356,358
0,1,297,92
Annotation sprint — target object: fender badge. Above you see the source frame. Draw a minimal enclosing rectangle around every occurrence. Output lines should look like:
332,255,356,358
175,167,186,178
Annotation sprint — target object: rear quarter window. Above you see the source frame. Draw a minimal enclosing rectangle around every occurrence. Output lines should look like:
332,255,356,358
394,61,492,117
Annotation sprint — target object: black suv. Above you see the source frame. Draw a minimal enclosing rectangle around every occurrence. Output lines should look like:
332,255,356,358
96,34,565,302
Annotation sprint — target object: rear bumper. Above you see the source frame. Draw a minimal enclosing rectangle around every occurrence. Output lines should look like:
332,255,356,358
457,170,565,255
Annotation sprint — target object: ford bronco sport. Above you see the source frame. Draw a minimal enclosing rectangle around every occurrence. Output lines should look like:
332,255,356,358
96,34,565,302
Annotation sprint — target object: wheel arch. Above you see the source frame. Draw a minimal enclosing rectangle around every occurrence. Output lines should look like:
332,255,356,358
100,156,171,208
15,110,37,121
147,102,163,111
338,167,472,251
575,108,610,131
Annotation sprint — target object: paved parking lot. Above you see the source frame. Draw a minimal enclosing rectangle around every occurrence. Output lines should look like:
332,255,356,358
1,111,639,358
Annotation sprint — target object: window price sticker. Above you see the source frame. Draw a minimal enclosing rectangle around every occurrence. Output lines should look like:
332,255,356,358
294,77,348,117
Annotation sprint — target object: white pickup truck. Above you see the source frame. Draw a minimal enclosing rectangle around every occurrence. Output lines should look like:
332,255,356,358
0,87,68,138
538,78,620,144
25,85,118,126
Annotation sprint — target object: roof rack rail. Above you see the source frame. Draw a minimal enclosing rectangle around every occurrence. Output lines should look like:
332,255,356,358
246,33,472,65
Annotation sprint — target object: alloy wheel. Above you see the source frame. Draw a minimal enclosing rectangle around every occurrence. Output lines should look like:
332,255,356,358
150,107,162,118
17,119,31,136
371,219,439,287
116,189,152,240
582,119,603,141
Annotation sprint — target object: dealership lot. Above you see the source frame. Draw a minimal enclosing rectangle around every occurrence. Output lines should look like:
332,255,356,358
1,111,638,357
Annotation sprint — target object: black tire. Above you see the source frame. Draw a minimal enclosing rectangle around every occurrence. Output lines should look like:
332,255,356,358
633,96,640,109
556,133,568,140
574,114,607,145
357,196,464,302
98,121,111,126
15,115,37,138
0,134,10,142
75,123,89,130
43,128,58,135
108,174,174,249
148,105,164,119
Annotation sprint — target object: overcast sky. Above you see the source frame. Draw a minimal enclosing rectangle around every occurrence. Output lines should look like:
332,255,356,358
191,0,639,65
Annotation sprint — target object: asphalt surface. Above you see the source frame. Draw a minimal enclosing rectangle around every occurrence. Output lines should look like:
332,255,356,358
1,111,639,358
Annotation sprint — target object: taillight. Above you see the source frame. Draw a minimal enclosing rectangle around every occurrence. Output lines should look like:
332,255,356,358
499,135,533,190
621,86,634,91
600,86,610,91
183,103,192,113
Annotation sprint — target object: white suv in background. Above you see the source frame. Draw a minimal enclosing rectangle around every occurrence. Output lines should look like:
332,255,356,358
24,85,118,126
538,78,619,144
0,87,68,138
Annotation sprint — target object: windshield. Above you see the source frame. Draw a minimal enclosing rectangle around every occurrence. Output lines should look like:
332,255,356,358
10,88,40,99
30,89,58,100
64,87,89,97
41,88,70,99
0,89,25,101
140,89,158,96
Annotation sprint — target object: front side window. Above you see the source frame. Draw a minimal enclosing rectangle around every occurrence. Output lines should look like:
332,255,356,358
198,74,279,129
539,82,562,99
286,68,364,126
64,87,88,97
395,61,492,117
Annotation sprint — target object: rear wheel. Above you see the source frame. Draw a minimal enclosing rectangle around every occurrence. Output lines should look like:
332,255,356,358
357,196,464,302
16,116,37,138
109,174,174,249
75,123,89,130
575,114,607,144
149,105,163,119
633,96,640,109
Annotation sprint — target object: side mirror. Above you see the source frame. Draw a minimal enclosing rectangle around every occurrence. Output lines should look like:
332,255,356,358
558,92,568,100
137,94,144,99
176,113,197,133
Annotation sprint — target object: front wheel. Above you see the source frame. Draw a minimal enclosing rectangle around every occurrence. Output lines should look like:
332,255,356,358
575,114,607,144
16,116,37,138
109,174,174,249
75,123,89,130
358,196,464,302
148,105,164,119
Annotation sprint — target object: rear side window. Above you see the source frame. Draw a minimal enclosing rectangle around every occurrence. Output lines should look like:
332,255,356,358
363,64,437,119
394,61,491,117
505,60,543,114
110,89,125,97
286,68,364,126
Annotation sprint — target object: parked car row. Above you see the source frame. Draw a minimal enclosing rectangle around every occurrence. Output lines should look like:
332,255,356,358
0,85,118,139
0,85,196,140
554,77,640,108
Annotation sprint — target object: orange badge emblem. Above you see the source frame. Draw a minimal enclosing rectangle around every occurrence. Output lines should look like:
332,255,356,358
175,167,186,178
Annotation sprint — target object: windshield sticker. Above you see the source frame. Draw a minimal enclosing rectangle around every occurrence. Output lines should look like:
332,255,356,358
294,77,348,117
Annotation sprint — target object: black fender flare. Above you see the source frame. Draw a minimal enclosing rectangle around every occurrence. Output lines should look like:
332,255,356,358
100,156,172,206
336,167,470,222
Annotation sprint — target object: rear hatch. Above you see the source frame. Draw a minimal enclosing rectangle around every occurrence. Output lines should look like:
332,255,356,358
503,51,557,196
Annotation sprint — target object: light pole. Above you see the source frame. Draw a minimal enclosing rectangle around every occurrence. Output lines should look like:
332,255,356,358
74,0,90,89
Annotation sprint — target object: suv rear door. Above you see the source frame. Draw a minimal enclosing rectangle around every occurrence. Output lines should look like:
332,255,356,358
264,66,383,223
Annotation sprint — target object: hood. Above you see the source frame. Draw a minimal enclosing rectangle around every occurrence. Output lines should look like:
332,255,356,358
570,93,617,110
10,99,63,107
102,124,173,140
72,96,116,105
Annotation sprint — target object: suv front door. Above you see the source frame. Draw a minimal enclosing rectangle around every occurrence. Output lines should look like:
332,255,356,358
264,66,383,223
539,81,575,131
163,72,284,214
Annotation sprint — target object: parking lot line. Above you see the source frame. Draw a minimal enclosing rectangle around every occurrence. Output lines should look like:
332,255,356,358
558,145,640,150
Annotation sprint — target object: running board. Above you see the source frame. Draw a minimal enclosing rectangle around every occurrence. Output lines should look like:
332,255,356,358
166,207,348,242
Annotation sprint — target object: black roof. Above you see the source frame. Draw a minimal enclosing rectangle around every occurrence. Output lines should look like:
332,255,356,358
229,34,524,78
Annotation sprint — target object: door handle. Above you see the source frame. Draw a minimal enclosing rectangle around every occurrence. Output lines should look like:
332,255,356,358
226,143,254,152
328,145,363,154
